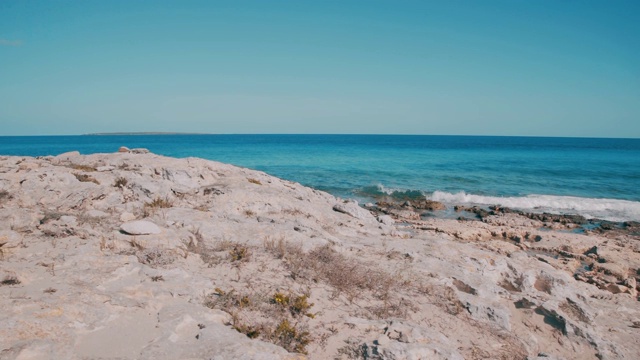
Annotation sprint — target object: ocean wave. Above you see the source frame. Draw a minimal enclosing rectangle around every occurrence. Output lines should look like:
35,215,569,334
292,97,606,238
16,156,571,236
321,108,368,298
428,191,640,222
355,184,426,200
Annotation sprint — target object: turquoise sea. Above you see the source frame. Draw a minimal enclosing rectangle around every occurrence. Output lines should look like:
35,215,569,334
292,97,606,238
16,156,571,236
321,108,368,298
1,135,639,222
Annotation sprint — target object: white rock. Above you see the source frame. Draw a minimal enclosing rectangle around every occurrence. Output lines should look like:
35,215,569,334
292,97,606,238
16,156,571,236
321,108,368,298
55,151,81,161
96,165,115,172
131,148,150,154
377,215,395,225
120,212,136,222
118,146,130,153
120,220,161,235
333,200,374,221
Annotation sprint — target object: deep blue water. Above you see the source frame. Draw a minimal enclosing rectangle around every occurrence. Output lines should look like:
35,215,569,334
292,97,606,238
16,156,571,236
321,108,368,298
2,134,639,221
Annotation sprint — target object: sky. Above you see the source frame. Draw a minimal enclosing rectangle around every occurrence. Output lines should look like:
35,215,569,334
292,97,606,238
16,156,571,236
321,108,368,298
0,0,639,137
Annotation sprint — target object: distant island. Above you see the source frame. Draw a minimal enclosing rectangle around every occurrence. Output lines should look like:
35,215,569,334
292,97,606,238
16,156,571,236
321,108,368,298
84,132,209,136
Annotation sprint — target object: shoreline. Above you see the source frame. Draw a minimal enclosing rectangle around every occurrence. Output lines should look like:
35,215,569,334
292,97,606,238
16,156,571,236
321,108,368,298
1,150,639,359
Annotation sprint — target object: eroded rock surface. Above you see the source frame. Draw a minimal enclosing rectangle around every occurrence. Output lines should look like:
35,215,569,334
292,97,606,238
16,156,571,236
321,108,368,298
0,152,638,359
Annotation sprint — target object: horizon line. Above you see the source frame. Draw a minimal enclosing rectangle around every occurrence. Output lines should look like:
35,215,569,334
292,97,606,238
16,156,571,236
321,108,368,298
0,132,639,140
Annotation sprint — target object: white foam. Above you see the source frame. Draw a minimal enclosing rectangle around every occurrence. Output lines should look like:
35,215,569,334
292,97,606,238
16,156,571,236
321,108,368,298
428,191,640,222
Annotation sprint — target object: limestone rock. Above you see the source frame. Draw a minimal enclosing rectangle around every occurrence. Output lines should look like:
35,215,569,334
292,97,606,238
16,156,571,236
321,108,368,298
120,212,137,222
333,200,374,221
97,165,115,172
118,146,130,153
120,220,161,235
377,215,395,226
86,209,109,218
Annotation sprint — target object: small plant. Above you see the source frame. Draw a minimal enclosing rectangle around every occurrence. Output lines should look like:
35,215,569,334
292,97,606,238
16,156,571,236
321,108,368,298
1,275,20,286
43,287,57,294
272,292,315,318
151,275,164,282
118,162,131,170
247,178,262,185
232,315,262,339
74,173,99,184
263,236,303,261
0,190,11,202
206,288,253,310
143,196,173,216
270,319,311,354
243,209,256,217
145,196,172,208
113,177,128,188
229,245,250,262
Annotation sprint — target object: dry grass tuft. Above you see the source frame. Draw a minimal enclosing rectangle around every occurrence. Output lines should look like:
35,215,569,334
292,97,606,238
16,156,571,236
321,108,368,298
185,236,243,266
137,248,177,268
1,275,20,286
205,288,313,354
229,245,251,262
145,196,172,209
113,177,128,188
264,239,416,320
247,178,262,185
302,244,399,301
268,319,311,354
0,190,11,203
143,196,173,216
74,173,100,184
263,236,303,260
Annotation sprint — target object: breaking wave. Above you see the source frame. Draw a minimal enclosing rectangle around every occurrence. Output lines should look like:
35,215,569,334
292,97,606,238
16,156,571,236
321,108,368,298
428,191,640,222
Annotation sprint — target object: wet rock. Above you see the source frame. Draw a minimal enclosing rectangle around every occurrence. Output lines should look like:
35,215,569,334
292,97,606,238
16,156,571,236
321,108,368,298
412,199,447,211
120,220,161,235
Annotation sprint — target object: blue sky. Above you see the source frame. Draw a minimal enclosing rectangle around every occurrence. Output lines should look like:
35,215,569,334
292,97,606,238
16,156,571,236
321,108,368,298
1,1,638,137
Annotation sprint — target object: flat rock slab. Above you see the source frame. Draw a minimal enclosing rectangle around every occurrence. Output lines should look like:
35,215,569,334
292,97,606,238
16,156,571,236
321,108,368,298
120,220,161,235
333,201,373,221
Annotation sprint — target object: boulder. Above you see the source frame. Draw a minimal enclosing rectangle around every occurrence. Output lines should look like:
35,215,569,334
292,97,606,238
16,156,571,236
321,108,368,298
118,146,130,153
131,148,150,154
120,220,161,235
55,151,81,162
333,201,374,221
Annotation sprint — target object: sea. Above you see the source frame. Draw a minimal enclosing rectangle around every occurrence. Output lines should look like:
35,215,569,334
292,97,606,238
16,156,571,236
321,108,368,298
1,134,639,222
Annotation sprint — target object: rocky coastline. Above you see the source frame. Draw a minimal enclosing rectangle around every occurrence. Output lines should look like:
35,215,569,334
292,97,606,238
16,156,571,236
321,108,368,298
1,150,639,359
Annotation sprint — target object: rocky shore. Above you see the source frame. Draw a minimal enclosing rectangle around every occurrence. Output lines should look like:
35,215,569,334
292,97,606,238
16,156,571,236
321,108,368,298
1,150,639,359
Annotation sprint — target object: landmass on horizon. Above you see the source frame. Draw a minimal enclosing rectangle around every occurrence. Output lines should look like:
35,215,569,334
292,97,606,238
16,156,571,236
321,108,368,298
84,132,208,136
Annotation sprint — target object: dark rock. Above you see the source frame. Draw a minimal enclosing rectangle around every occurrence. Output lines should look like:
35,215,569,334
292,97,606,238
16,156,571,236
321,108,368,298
411,199,446,211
